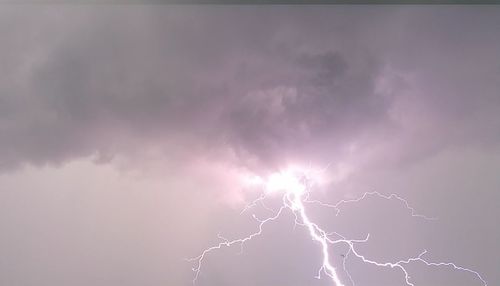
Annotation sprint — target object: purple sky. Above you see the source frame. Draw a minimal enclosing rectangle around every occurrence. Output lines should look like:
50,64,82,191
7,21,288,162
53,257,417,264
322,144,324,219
0,5,499,286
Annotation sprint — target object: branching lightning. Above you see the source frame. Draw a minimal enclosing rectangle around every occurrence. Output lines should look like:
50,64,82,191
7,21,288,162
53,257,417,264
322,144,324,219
188,166,487,286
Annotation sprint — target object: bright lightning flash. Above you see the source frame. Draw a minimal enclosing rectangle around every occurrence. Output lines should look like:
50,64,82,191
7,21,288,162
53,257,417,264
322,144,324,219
188,166,487,286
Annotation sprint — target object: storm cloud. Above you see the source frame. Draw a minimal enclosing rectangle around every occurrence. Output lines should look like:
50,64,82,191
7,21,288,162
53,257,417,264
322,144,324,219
1,5,499,286
4,6,499,172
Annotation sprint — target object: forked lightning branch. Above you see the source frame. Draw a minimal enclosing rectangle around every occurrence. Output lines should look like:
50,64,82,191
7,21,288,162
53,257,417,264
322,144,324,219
188,166,487,286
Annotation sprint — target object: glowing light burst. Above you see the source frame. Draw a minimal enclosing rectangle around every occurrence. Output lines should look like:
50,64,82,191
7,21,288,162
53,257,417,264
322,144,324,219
188,166,487,286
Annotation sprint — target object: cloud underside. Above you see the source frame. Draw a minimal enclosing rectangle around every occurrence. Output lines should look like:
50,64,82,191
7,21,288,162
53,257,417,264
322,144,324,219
1,6,500,172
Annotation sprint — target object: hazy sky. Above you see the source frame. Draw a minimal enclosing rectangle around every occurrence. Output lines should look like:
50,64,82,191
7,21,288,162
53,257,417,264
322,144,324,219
0,5,499,286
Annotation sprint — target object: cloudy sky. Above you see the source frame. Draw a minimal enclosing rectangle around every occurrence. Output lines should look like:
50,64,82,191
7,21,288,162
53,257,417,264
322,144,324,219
1,5,499,286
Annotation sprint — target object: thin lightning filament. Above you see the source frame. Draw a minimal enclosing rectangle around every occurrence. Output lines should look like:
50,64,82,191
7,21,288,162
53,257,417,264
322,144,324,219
188,169,487,286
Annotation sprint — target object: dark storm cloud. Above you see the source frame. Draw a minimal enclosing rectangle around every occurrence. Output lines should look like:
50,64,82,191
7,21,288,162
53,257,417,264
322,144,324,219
0,7,500,175
1,6,500,286
0,6,499,172
221,50,390,168
0,7,395,171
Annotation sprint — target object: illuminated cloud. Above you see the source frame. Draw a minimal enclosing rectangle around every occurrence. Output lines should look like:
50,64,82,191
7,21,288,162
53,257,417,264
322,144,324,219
0,6,499,286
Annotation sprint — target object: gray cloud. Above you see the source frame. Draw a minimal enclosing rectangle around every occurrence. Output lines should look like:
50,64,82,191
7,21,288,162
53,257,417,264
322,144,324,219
2,7,498,172
1,6,500,286
0,7,395,171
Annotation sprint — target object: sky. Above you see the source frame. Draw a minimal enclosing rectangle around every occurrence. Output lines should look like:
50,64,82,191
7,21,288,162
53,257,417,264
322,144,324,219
0,5,499,286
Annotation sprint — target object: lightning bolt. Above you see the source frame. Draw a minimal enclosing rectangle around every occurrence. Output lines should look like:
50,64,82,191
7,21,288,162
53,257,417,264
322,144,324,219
188,167,487,286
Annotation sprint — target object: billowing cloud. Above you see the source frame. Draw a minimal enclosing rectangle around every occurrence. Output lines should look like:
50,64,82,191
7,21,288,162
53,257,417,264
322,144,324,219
1,6,499,286
2,7,499,174
0,7,388,172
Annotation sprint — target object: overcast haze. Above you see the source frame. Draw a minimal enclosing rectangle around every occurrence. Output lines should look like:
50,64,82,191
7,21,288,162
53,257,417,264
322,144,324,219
0,5,499,286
